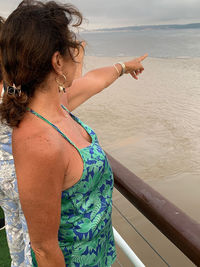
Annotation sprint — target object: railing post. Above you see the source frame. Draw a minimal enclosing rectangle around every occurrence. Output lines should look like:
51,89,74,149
113,227,146,267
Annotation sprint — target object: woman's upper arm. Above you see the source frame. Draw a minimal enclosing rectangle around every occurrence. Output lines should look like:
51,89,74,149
64,66,118,111
64,75,99,111
13,132,65,249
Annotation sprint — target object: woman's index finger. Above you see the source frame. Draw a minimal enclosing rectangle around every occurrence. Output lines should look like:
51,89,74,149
139,53,148,61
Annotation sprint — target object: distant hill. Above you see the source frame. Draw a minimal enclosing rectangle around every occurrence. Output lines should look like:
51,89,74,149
92,23,200,32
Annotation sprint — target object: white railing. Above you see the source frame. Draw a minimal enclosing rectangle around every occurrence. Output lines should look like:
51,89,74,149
113,227,146,267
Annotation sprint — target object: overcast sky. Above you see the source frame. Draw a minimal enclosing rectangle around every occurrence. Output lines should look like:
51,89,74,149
0,0,199,29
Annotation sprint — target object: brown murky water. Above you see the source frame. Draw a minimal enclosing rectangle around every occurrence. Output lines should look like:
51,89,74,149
74,56,200,266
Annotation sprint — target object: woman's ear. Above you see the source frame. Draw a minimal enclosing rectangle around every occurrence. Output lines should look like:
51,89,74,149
51,51,63,75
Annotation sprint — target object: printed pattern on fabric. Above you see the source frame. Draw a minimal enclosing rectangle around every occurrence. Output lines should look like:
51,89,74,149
0,124,32,267
30,107,116,267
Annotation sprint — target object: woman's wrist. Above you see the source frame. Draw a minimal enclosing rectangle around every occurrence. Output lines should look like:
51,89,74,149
117,62,126,75
113,62,126,77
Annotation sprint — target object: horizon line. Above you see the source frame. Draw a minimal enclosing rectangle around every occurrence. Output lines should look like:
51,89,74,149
82,22,200,32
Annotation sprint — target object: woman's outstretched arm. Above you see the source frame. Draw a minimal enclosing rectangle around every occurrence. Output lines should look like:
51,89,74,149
65,54,148,111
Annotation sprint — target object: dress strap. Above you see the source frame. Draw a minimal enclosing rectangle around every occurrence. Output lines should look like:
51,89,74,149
61,104,70,113
28,108,80,151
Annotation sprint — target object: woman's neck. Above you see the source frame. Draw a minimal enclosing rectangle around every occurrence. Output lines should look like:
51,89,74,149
28,79,65,119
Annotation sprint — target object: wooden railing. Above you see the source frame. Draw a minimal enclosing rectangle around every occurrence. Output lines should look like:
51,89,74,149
106,153,200,266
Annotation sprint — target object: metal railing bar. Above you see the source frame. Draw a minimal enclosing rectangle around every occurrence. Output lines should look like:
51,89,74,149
113,203,170,267
106,152,200,266
113,227,146,267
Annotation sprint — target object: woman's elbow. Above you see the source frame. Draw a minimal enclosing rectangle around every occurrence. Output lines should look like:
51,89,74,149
31,239,60,256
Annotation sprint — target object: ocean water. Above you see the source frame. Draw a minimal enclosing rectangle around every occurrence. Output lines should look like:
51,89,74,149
76,26,200,265
77,24,200,219
75,55,200,265
81,25,200,58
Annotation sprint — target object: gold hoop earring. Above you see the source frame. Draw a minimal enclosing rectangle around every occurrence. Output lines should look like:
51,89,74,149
55,74,67,93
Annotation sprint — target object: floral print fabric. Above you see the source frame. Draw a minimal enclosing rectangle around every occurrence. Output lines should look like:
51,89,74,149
0,124,32,267
30,106,116,267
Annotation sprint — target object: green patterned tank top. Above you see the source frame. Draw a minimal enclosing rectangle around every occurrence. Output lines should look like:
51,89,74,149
30,105,116,267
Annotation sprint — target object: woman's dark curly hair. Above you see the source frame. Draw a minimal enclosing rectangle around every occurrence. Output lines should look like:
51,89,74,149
0,0,83,127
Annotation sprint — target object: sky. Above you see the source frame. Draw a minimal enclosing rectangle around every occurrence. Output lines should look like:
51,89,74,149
0,0,199,30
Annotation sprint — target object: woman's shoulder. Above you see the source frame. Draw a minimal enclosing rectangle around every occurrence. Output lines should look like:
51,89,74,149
13,118,64,162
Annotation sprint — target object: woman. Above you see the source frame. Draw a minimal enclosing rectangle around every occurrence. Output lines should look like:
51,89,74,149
0,1,147,266
0,30,85,267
